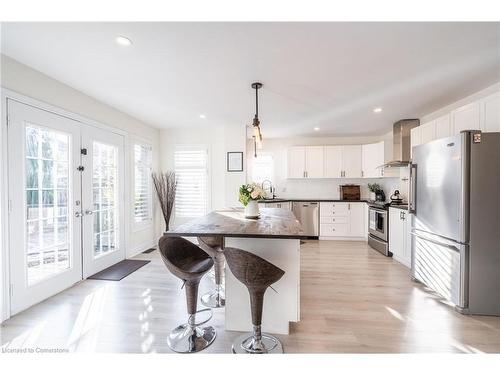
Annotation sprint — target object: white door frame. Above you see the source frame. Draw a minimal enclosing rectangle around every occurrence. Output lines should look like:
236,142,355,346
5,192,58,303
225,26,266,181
0,88,134,321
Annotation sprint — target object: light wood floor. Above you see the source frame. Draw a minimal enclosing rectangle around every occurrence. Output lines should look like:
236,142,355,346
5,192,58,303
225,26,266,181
2,240,500,353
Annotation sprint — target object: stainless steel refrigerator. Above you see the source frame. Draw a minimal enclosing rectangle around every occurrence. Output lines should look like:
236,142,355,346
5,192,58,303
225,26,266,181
409,130,500,315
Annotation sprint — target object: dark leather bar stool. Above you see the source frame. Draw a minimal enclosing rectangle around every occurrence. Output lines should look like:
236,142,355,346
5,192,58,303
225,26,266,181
224,247,285,354
197,236,225,308
159,235,216,353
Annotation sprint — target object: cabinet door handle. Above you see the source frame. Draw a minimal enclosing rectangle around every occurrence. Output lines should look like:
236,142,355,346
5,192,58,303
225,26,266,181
348,203,351,210
361,170,364,177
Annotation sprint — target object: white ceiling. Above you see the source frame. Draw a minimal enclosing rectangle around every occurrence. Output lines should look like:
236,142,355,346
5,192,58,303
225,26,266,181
2,22,500,137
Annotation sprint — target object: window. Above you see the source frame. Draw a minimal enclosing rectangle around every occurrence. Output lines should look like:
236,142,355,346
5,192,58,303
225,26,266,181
133,143,152,226
174,146,208,218
252,153,274,184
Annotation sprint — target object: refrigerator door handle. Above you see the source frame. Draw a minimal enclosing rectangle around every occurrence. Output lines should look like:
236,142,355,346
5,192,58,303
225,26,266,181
411,230,460,252
408,163,417,214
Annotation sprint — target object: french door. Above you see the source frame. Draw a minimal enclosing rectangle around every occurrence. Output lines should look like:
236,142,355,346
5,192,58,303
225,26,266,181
7,100,125,314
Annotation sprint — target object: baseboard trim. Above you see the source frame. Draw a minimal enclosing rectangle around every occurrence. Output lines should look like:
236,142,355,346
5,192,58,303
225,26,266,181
127,239,157,258
319,237,367,241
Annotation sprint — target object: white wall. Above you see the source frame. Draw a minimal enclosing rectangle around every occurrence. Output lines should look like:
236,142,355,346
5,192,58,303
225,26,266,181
159,124,246,227
0,55,162,258
246,136,401,200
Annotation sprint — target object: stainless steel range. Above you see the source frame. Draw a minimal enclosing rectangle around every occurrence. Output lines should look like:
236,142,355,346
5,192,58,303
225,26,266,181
368,203,390,256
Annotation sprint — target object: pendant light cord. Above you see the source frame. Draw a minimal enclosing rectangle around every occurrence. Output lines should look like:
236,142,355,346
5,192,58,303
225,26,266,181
255,85,258,118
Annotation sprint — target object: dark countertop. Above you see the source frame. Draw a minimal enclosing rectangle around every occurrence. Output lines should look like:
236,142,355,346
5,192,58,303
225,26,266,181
388,204,409,211
164,207,308,239
259,198,370,203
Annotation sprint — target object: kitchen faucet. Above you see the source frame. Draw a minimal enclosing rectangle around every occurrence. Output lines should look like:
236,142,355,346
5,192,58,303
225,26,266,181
261,180,276,199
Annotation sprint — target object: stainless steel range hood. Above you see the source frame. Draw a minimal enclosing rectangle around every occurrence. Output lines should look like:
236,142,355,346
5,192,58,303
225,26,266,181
381,119,420,168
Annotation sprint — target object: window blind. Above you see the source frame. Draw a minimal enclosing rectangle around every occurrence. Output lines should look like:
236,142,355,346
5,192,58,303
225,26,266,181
133,144,152,224
174,147,208,218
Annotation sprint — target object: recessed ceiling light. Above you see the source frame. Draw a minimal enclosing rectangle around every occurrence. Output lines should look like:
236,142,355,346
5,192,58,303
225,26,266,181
199,114,206,119
373,107,383,113
115,36,132,46
314,127,320,131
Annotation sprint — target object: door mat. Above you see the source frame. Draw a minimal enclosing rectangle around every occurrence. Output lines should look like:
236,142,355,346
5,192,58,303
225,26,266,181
88,259,151,281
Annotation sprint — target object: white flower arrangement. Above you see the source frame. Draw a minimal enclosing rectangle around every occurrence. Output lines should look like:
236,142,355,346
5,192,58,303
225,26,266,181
239,183,266,206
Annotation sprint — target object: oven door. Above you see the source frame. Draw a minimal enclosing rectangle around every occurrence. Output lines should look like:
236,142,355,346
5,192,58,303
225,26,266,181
369,207,388,241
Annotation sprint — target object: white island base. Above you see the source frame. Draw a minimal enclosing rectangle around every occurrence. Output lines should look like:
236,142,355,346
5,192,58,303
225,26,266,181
224,237,301,335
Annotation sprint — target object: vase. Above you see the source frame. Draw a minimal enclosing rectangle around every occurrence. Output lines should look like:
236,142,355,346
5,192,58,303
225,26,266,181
370,192,376,201
244,200,260,219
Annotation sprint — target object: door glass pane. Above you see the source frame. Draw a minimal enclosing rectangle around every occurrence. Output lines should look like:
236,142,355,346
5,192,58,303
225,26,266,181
25,125,71,285
92,142,118,258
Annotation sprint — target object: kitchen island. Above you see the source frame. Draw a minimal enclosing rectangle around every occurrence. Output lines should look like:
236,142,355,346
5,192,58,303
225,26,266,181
164,207,307,334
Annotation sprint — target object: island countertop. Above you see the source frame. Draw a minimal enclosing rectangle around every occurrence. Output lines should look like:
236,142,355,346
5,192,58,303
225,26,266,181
164,207,307,239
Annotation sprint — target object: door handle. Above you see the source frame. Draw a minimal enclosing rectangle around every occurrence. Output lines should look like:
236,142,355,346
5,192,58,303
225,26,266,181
85,209,94,215
75,211,84,218
411,231,460,252
409,163,417,214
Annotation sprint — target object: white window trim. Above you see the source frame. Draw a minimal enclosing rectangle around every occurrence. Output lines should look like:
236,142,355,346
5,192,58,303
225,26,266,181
131,140,153,232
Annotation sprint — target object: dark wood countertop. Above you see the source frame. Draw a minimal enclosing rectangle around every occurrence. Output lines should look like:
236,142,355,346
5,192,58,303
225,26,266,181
164,207,307,239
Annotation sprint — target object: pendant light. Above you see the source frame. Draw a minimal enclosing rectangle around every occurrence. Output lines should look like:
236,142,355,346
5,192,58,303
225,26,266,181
251,82,263,157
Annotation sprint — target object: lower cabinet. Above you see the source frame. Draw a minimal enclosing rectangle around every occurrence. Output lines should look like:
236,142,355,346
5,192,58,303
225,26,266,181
388,208,411,268
320,202,366,239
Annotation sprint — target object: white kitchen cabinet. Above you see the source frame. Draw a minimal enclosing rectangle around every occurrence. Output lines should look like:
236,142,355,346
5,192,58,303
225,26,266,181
410,126,421,158
389,207,411,268
435,114,452,139
305,146,324,178
452,102,481,135
420,121,436,144
480,92,500,133
319,202,366,239
341,145,362,178
287,146,324,178
362,141,384,178
324,145,343,178
287,146,306,178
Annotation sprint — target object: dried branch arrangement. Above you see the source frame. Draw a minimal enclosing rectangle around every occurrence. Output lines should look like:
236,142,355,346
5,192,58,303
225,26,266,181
152,171,177,231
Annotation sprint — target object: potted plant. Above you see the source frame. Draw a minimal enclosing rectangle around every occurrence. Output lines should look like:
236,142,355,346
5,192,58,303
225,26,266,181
368,183,381,201
239,183,266,218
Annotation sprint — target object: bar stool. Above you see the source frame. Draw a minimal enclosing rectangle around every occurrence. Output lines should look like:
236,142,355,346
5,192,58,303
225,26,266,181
158,235,217,353
197,236,225,308
223,247,285,354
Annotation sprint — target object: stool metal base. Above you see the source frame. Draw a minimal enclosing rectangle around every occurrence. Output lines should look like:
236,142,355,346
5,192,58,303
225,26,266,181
201,288,225,308
231,332,283,354
167,309,216,353
167,324,216,353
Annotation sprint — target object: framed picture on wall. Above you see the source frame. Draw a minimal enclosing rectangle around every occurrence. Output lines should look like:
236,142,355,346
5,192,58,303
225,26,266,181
227,151,244,172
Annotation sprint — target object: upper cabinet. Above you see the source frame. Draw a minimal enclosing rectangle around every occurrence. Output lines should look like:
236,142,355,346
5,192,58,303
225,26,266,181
361,142,384,178
341,145,362,178
420,121,436,144
451,102,481,135
287,146,306,178
305,146,324,178
412,91,500,151
324,145,342,178
288,143,373,179
435,114,452,139
480,92,500,133
410,126,422,158
287,146,324,178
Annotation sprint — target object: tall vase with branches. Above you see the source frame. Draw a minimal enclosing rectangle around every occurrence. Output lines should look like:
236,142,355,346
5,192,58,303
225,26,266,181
152,171,177,231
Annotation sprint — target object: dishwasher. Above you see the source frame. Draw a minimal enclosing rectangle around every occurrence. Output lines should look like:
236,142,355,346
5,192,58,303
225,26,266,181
291,201,319,238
